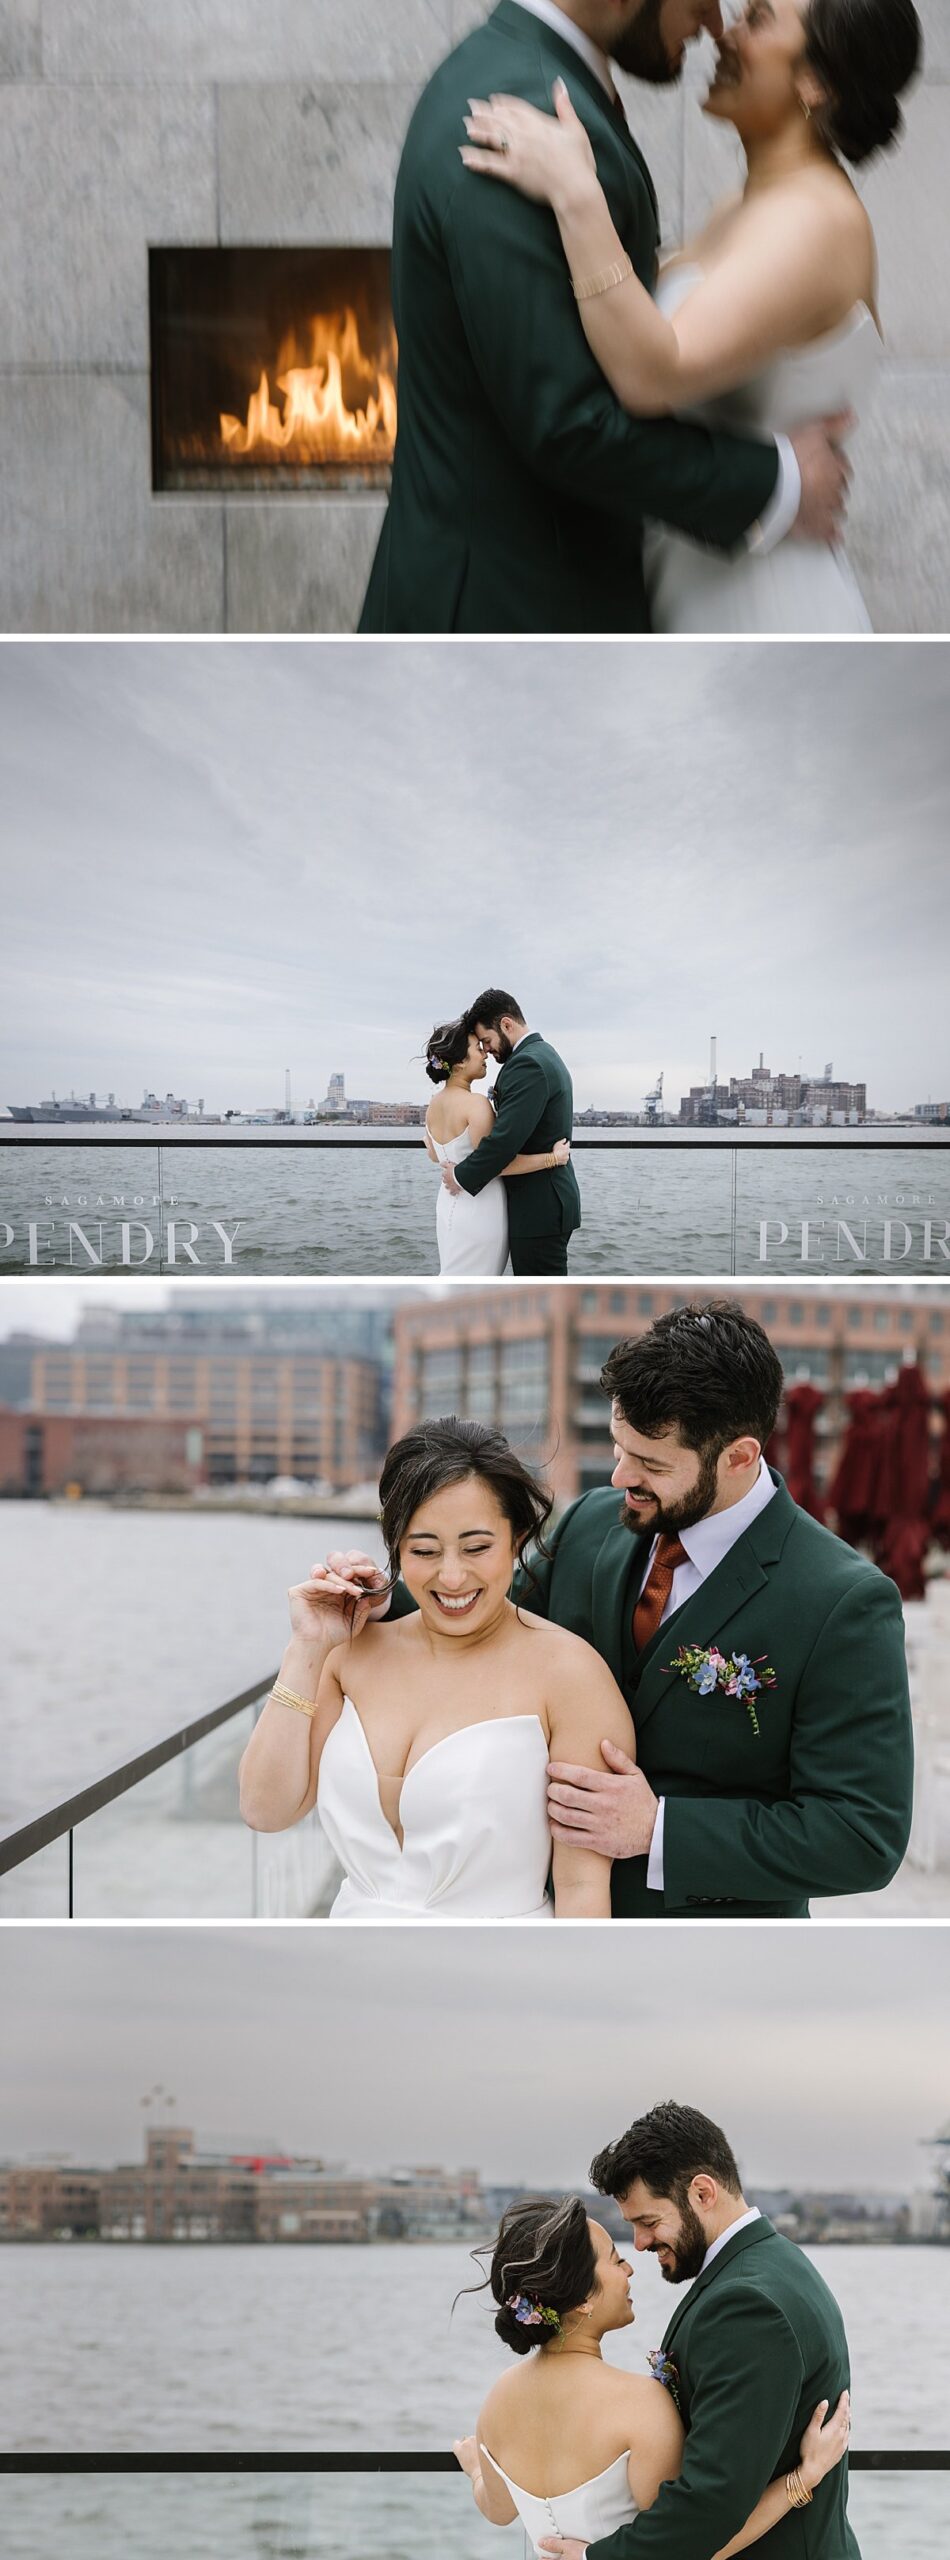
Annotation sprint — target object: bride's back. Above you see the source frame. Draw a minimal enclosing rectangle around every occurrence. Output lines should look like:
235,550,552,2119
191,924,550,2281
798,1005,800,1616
481,2354,670,2503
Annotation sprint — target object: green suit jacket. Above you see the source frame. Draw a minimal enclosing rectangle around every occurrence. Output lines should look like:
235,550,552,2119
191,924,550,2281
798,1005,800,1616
359,0,779,633
519,1474,913,1916
454,1031,581,1244
588,2218,859,2560
390,1473,913,1915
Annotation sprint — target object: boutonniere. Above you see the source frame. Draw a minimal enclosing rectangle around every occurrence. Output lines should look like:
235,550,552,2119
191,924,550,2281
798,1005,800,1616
648,2349,682,2411
663,1645,777,1737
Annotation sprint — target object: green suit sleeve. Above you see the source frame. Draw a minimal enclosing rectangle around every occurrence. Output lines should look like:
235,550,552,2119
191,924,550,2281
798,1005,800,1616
454,1057,553,1197
662,1572,913,1908
588,2292,804,2560
441,156,778,550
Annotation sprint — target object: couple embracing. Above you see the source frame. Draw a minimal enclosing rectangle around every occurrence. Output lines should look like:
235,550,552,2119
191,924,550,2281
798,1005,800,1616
239,1301,913,1919
457,2101,857,2560
361,0,922,636
423,988,579,1277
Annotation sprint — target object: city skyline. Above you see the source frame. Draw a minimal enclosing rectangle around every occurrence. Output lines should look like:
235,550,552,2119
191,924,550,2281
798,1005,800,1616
1,1928,945,2195
3,642,949,1114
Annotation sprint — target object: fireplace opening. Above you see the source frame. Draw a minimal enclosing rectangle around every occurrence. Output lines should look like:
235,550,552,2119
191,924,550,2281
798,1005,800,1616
149,246,397,493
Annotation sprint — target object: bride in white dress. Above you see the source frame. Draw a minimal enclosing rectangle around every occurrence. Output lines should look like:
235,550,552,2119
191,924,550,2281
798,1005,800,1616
423,1016,571,1277
238,1417,634,1918
455,2197,849,2559
460,0,922,632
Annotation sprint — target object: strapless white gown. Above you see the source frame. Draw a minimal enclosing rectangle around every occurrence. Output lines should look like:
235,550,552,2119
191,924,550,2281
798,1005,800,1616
480,2446,638,2555
647,267,880,632
316,1697,554,1917
428,1124,509,1276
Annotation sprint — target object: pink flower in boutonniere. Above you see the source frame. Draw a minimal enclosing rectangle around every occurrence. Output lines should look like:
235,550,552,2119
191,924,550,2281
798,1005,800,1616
664,1644,777,1737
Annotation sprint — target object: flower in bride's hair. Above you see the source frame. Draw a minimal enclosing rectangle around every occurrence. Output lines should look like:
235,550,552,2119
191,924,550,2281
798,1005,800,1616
505,2292,561,2332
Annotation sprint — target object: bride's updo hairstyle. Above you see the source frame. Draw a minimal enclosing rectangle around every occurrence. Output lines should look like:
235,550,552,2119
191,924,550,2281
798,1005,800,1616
804,0,922,166
378,1416,554,1592
424,1016,469,1086
465,2197,598,2358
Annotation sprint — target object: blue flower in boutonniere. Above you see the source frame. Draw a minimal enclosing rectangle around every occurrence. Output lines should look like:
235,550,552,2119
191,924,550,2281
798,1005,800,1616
664,1643,777,1737
648,2348,682,2411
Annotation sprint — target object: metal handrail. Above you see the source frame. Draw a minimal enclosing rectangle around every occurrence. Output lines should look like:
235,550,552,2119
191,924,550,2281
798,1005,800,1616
3,1126,948,1149
1,2450,946,2473
0,1672,276,1880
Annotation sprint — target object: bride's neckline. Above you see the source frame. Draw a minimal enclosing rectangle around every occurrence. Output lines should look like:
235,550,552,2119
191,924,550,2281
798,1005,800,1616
340,1697,547,1847
480,2443,632,2497
659,263,879,353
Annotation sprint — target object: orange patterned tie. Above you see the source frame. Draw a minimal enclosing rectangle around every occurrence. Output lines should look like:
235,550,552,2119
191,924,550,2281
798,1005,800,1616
633,1535,688,1653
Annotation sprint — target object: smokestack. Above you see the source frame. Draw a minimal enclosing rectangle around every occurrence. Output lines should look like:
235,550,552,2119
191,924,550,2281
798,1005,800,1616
285,1067,292,1117
710,1035,717,1088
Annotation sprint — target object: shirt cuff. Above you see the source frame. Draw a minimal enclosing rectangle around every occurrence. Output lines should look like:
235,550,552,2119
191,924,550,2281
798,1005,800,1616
646,1796,665,1894
746,436,801,556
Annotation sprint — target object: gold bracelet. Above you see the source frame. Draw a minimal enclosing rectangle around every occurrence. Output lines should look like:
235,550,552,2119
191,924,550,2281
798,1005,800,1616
270,1681,318,1719
785,2470,813,2510
573,254,633,303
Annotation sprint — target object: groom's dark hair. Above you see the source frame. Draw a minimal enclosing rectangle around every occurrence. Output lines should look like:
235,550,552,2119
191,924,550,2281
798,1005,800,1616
591,2103,743,2207
601,1301,783,1456
466,988,526,1031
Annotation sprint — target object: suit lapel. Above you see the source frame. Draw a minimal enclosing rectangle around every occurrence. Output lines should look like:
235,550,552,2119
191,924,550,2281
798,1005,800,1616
593,1517,650,1686
630,1475,797,1735
662,2218,777,2357
490,3,659,227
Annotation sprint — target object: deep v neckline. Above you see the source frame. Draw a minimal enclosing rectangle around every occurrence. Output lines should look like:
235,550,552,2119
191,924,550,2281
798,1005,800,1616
342,1697,547,1851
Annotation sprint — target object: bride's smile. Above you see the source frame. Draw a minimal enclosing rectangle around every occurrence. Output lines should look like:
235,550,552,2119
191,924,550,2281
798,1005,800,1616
403,1477,521,1644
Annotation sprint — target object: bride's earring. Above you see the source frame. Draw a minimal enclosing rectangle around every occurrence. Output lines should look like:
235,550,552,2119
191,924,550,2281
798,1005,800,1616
799,95,812,121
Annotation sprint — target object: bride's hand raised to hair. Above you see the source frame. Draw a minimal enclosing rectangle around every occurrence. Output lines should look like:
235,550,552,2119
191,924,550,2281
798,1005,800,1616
799,2392,851,2490
287,1553,390,1647
461,81,598,213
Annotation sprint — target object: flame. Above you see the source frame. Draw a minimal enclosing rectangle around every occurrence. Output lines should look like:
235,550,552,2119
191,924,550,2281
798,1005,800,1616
220,305,397,466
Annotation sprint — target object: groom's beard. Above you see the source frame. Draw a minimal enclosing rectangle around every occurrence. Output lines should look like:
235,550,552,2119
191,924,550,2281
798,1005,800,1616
653,2200,708,2284
617,1439,721,1538
492,1032,515,1064
612,0,683,86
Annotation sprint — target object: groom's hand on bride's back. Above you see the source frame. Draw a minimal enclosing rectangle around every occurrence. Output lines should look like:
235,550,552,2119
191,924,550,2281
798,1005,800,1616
788,412,855,546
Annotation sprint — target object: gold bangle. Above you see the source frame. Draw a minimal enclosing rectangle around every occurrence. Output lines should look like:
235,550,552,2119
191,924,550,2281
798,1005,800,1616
785,2471,813,2510
270,1681,318,1719
573,254,633,303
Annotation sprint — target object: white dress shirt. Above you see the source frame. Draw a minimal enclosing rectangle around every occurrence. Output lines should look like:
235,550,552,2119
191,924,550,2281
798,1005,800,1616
508,0,799,550
700,2206,762,2271
644,1462,778,1893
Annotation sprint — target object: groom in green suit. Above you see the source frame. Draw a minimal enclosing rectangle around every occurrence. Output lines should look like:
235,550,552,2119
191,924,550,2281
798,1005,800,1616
537,1303,913,1916
441,989,581,1275
541,2101,858,2560
359,0,847,633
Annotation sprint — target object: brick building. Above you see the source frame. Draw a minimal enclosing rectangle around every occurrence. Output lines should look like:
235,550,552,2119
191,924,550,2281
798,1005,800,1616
0,2125,485,2244
391,1285,950,1505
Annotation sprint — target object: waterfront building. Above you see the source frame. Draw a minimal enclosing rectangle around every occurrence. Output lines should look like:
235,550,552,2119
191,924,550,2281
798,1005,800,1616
0,2126,486,2243
679,1056,868,1126
0,1301,387,1494
390,1285,950,1506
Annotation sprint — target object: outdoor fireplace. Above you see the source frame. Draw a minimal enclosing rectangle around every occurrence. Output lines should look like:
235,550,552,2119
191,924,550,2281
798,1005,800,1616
150,247,397,494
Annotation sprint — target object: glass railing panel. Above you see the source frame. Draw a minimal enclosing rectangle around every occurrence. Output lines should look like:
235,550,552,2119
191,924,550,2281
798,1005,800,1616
68,1712,342,1918
0,2476,488,2560
0,1833,70,1918
0,2473,943,2560
0,1146,164,1274
734,1146,950,1278
158,1143,439,1275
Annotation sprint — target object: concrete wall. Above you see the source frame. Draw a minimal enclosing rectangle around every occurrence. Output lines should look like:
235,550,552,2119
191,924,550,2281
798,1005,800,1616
0,0,946,630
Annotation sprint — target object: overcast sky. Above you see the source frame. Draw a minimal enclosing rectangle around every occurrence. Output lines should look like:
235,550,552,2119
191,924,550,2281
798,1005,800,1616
2,642,947,1116
2,1926,945,2195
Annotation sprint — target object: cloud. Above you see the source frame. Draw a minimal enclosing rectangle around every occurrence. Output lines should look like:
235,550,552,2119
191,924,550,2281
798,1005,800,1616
2,644,948,1113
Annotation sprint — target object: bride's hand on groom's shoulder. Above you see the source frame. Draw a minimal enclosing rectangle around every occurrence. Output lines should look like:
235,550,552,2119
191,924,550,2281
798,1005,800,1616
287,1553,389,1646
800,2392,851,2489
